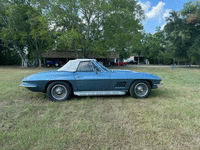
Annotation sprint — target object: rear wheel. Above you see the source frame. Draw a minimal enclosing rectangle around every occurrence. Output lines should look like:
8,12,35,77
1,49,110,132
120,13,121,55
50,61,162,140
47,81,72,101
129,80,151,98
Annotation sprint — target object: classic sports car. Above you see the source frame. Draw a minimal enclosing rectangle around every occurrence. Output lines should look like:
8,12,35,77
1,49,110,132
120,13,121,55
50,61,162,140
20,59,162,101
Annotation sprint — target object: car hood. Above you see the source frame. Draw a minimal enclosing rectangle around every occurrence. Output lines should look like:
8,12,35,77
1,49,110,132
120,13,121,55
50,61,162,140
111,69,161,80
22,69,73,81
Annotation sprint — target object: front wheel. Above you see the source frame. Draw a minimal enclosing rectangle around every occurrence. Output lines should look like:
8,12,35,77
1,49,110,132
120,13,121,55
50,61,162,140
47,81,72,101
129,80,151,98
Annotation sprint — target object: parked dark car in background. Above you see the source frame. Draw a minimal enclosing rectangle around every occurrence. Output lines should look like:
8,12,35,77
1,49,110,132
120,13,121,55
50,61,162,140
46,60,64,67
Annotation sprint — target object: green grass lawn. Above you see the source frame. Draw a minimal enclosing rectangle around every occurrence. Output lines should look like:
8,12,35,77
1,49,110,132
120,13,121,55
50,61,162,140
0,66,200,150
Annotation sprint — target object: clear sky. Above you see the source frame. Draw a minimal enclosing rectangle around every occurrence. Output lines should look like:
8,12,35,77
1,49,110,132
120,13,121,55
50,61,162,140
138,0,192,34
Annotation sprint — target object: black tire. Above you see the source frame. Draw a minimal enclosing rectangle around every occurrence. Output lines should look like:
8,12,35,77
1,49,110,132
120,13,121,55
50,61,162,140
47,81,72,101
129,80,151,98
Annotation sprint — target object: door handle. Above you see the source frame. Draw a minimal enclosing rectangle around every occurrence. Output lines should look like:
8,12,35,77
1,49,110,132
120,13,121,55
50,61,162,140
76,76,83,78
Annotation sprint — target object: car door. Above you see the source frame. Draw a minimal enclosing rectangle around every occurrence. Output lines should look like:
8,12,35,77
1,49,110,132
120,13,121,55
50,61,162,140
73,61,111,91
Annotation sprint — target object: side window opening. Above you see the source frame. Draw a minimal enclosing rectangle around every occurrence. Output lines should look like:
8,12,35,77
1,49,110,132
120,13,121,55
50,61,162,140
77,61,94,72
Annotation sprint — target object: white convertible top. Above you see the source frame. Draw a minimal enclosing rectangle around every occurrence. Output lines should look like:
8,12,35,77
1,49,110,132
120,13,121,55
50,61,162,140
57,59,96,72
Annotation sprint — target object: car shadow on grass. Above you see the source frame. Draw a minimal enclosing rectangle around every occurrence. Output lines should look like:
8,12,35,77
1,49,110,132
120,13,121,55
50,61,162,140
150,87,177,99
29,87,172,102
71,90,169,101
71,93,131,101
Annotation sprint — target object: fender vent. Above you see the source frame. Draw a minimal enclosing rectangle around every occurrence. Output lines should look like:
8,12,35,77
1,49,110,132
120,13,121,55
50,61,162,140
115,82,126,88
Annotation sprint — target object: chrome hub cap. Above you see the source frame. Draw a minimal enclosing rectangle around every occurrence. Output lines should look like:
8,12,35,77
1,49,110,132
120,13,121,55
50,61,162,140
56,87,63,95
51,84,67,100
137,86,144,92
134,83,148,97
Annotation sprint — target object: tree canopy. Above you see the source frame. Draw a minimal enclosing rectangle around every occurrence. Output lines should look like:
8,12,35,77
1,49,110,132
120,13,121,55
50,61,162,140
0,0,146,66
0,0,200,66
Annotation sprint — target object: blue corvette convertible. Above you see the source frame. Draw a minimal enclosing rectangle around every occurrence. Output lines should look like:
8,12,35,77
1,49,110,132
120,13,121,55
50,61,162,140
20,59,162,101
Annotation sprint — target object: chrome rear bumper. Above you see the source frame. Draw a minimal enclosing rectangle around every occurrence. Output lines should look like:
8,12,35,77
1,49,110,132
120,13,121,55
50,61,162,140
154,83,163,86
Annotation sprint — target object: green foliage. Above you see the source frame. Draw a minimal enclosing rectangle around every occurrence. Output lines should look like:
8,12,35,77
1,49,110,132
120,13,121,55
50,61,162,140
1,0,200,65
164,11,188,60
187,35,200,64
0,0,56,66
0,0,145,63
181,1,200,64
0,40,21,65
103,0,144,59
49,0,145,57
142,32,162,64
163,1,200,65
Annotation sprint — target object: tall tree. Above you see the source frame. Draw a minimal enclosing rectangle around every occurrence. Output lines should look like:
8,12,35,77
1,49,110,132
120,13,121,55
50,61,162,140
181,0,200,65
49,0,145,58
0,0,54,67
0,0,145,66
142,32,164,64
103,0,144,61
164,11,188,65
164,1,200,65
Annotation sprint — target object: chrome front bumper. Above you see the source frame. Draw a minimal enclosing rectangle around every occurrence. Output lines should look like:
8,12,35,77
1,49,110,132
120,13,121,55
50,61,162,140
152,82,163,89
20,82,37,88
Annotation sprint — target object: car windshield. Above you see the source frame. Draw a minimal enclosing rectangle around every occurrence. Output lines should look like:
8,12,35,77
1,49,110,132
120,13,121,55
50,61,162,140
95,61,111,72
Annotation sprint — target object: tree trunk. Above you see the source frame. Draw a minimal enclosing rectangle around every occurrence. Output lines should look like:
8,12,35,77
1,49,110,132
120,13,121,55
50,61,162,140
43,57,46,67
22,59,24,67
76,50,79,58
38,59,41,67
83,48,89,58
18,50,27,67
138,52,140,65
83,48,86,58
24,60,28,67
189,57,191,67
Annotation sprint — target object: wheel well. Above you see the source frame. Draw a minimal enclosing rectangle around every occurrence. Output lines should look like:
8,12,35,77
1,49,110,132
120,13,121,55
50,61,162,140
129,79,153,92
45,80,73,93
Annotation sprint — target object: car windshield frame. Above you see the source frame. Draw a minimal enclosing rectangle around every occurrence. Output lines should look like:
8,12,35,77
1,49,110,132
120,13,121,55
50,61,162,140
93,61,111,72
91,61,102,72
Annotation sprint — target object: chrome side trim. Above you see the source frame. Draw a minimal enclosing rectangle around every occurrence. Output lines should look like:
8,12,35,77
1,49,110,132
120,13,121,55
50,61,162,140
20,82,37,88
154,83,163,86
74,91,127,96
115,87,125,89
